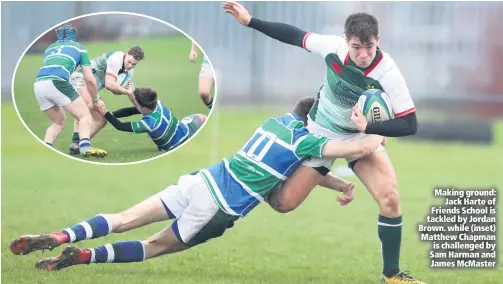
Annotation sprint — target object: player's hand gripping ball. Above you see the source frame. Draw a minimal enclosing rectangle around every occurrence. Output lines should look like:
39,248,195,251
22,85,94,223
356,89,394,124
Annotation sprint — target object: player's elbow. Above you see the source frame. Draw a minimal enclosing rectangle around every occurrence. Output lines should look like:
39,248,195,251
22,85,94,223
275,203,296,213
104,81,114,91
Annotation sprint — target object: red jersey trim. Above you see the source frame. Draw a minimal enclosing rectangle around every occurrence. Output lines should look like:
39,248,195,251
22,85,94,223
395,107,416,117
302,32,312,51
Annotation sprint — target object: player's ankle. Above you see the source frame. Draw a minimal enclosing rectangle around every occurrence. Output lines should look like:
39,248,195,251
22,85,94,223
52,232,70,244
77,249,92,264
383,269,400,277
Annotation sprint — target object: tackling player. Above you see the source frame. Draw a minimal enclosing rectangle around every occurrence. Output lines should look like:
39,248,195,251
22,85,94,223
33,24,106,158
68,45,145,155
189,41,215,109
10,97,383,271
223,2,421,283
102,87,207,152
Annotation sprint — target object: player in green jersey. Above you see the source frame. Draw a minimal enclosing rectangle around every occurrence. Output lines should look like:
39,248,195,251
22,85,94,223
10,97,383,271
223,2,422,283
102,87,207,151
189,41,215,109
68,46,145,155
34,24,107,158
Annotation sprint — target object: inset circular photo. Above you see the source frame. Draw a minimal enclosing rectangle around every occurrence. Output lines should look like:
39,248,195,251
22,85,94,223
13,12,216,164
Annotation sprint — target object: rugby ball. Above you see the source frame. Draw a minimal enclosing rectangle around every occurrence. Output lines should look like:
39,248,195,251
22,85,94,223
357,89,394,123
116,72,132,89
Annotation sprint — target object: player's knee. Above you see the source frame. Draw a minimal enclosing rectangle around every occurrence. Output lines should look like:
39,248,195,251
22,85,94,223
377,186,400,214
199,91,211,101
54,115,66,128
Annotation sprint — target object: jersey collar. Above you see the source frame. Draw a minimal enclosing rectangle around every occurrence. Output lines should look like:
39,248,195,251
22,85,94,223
344,48,384,76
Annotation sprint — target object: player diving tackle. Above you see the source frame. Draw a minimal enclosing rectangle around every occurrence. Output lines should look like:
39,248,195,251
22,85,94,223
223,1,421,283
10,97,383,271
102,87,207,152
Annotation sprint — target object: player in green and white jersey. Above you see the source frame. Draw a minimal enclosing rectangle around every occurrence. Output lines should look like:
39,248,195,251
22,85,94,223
34,24,106,158
68,45,145,155
10,97,383,271
224,2,422,283
102,87,207,151
189,41,215,109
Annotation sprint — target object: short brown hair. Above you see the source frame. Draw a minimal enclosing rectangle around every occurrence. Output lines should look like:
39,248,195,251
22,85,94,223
134,87,157,110
128,45,144,61
292,96,315,125
344,13,379,45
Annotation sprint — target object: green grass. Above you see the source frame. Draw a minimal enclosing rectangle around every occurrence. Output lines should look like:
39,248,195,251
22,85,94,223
2,103,503,283
13,36,210,164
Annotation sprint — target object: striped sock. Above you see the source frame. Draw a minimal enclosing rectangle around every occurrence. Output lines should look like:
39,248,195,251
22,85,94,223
72,132,80,144
378,215,402,277
205,97,213,109
61,214,112,243
79,138,91,154
89,241,145,263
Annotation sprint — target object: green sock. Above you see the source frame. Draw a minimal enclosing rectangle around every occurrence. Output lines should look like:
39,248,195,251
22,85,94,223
72,132,80,144
378,215,402,277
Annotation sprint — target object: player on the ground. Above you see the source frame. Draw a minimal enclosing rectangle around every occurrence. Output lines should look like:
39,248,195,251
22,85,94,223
68,45,145,155
10,97,383,271
33,24,107,158
189,41,215,109
223,2,421,283
102,87,207,152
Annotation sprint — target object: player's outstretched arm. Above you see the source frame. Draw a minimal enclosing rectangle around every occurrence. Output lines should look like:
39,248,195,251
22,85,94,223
321,135,384,160
104,111,134,132
319,173,355,206
112,106,141,118
267,167,355,213
223,1,307,48
266,165,322,213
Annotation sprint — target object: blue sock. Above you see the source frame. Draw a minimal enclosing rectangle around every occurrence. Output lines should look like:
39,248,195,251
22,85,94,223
90,241,145,263
79,138,91,154
61,214,112,243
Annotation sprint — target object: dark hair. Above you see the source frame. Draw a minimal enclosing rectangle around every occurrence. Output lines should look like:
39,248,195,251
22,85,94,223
134,87,157,110
292,96,315,125
128,45,145,61
344,13,379,45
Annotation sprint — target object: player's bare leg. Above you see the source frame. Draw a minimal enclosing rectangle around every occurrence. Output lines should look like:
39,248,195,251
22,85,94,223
10,195,169,256
353,151,424,284
64,96,107,158
43,105,66,147
199,75,214,109
69,86,106,156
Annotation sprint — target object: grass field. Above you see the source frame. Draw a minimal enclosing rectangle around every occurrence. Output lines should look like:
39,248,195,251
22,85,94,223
2,102,502,284
13,35,211,164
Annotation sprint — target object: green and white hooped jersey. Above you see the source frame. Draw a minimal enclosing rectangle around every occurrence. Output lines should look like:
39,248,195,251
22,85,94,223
302,33,416,134
200,113,328,217
80,51,134,91
36,40,90,82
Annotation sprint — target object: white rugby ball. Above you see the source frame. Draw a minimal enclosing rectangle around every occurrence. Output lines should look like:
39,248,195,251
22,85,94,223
357,89,394,123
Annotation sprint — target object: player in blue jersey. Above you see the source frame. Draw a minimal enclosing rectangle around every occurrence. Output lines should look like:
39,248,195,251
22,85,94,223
102,87,206,151
34,24,107,157
10,97,383,271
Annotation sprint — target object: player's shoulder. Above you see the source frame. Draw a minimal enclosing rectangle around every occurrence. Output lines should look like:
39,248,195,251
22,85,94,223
108,51,125,61
266,113,303,129
368,49,402,80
